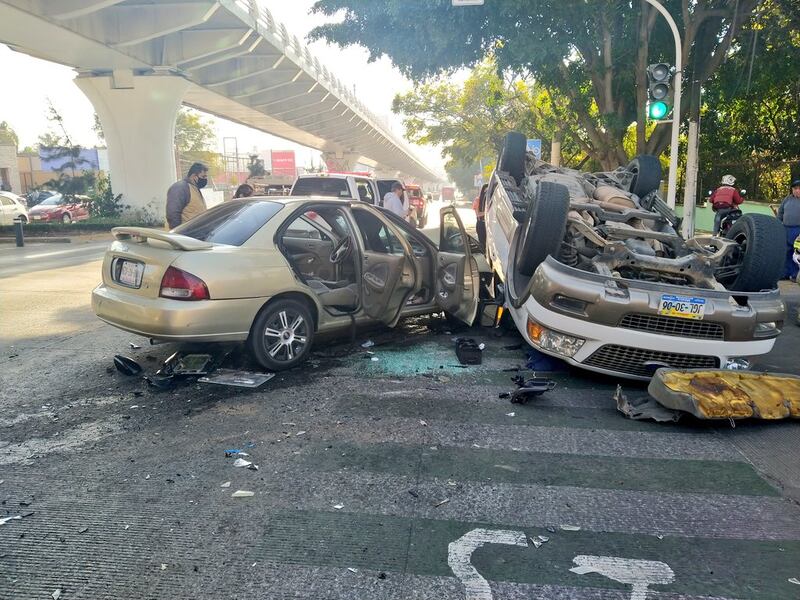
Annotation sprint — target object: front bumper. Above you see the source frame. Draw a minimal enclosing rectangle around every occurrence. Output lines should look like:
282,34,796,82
509,258,784,380
92,283,265,342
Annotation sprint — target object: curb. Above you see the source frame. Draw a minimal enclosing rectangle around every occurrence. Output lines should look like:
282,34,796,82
0,237,72,244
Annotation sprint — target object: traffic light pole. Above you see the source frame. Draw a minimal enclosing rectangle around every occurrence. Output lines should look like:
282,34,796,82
642,0,682,209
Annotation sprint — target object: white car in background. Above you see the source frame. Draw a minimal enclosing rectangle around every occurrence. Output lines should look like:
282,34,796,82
0,192,29,225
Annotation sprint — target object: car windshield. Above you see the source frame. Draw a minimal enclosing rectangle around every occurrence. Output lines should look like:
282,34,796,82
291,177,350,197
174,200,283,246
39,196,64,206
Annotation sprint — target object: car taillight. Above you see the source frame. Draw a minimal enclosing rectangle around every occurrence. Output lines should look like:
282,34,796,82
159,266,210,300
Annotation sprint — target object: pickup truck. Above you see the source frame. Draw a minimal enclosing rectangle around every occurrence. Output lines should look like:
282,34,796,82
291,173,383,204
485,131,786,380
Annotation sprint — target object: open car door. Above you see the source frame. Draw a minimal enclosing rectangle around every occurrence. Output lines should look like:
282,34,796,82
436,207,479,324
352,205,420,327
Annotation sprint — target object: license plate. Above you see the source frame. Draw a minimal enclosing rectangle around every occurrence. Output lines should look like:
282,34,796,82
118,260,144,288
32,215,42,220
659,294,706,320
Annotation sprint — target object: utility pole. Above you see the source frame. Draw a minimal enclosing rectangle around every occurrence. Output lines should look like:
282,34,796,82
641,0,682,209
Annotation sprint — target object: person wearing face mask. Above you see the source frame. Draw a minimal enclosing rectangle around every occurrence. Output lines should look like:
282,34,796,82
166,162,209,228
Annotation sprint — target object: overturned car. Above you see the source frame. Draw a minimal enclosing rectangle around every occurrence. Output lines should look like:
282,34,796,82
485,132,786,380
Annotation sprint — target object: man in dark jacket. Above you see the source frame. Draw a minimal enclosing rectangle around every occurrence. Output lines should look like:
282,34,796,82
777,179,800,280
165,162,208,228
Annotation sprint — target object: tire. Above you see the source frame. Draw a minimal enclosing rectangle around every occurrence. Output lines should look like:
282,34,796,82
627,155,662,198
516,181,571,277
62,213,72,224
248,298,315,371
498,131,527,186
18,215,27,224
723,214,785,291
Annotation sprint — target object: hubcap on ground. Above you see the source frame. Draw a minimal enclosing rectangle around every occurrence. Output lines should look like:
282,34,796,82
263,310,308,362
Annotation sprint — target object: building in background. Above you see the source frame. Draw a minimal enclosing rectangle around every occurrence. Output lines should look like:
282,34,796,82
17,147,108,193
0,143,21,192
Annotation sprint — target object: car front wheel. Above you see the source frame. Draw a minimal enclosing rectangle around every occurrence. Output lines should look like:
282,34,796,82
248,299,315,371
62,213,72,224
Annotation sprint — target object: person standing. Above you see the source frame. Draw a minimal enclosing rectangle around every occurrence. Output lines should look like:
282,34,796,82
473,183,488,252
709,174,744,234
382,182,409,220
777,179,800,280
166,162,208,228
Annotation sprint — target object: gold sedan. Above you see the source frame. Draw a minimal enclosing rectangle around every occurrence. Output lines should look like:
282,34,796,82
92,197,480,370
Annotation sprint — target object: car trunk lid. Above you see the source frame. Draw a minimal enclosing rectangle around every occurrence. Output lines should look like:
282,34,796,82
102,228,213,299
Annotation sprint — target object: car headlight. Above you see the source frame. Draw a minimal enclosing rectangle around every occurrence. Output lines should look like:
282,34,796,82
527,318,585,358
753,321,779,338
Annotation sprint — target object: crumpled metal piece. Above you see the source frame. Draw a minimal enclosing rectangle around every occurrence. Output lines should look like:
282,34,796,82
614,385,682,422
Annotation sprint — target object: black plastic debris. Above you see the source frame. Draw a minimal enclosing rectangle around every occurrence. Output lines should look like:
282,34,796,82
508,374,556,404
455,338,483,365
144,373,175,390
113,355,143,376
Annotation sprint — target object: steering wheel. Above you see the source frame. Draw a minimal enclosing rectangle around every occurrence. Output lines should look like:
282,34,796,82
330,235,353,264
446,231,466,252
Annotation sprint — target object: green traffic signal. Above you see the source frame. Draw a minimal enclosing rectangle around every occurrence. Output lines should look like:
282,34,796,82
649,101,669,120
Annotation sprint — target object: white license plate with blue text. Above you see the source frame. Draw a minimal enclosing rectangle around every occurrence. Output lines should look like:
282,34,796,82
118,260,144,288
658,294,706,320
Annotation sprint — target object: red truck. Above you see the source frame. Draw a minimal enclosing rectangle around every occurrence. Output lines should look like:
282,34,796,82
441,186,455,203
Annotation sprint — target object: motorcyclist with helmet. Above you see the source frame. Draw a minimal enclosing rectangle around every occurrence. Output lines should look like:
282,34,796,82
710,174,744,234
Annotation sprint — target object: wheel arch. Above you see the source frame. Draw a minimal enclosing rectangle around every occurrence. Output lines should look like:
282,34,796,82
250,291,320,338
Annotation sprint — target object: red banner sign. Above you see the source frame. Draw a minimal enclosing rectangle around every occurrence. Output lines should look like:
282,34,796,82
270,150,296,177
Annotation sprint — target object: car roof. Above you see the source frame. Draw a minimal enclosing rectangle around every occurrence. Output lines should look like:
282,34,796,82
295,173,354,180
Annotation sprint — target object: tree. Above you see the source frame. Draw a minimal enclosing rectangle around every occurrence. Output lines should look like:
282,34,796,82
0,122,18,148
393,57,587,174
39,100,96,199
247,154,266,177
699,0,800,199
310,0,761,170
175,108,216,153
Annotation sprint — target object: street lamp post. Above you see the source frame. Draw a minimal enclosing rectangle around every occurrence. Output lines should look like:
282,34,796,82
642,0,682,210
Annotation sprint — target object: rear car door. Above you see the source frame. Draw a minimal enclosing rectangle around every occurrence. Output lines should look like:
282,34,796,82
351,205,419,326
436,207,479,324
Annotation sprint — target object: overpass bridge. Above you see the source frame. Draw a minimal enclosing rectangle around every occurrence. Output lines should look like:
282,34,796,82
0,0,442,216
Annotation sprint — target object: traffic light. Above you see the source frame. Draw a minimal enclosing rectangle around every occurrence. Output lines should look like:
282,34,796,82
646,63,673,120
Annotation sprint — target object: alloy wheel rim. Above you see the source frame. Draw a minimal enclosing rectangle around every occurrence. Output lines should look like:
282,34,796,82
263,309,308,362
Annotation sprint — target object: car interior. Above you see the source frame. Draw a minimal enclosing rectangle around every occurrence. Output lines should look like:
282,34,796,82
278,203,438,316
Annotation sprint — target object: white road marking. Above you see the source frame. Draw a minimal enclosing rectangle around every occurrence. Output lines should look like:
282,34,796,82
570,555,675,600
448,528,528,600
23,245,105,260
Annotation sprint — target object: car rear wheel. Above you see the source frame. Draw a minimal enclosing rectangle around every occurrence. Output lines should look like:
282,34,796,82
499,131,527,186
516,181,570,277
248,299,315,371
722,214,785,291
18,215,27,224
626,155,662,198
62,213,72,224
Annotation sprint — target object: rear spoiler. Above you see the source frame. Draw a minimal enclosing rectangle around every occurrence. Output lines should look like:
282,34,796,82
112,227,213,251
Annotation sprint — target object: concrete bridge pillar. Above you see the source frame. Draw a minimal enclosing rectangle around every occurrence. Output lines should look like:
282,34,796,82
76,71,190,222
322,151,361,173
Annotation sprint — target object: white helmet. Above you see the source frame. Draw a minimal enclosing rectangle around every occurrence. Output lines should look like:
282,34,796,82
721,174,736,186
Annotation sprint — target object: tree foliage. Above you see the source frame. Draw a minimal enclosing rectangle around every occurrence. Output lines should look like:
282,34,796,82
40,100,96,199
699,0,800,199
175,108,216,153
0,121,18,147
311,0,760,169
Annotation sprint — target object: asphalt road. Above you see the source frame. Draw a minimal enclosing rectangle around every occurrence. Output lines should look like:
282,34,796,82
0,241,108,278
2,238,800,599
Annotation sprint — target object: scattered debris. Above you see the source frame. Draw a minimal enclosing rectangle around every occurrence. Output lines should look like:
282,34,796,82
526,348,568,372
529,535,550,548
656,534,664,540
124,525,130,530
129,342,142,350
199,370,275,388
370,357,379,362
649,369,800,420
231,490,255,498
408,490,419,498
0,516,21,526
52,589,62,600
361,340,375,348
498,392,511,399
434,498,450,508
161,564,167,571
296,431,306,436
247,464,259,471
419,420,428,426
560,525,581,531
789,578,800,585
506,412,515,417
348,568,358,574
113,355,142,376
508,374,557,404
455,338,482,365
145,474,150,480
233,458,252,468
169,353,215,376
546,526,556,534
503,343,524,351
377,572,387,580
221,482,231,488
333,504,344,510
614,385,682,423
144,373,175,390
78,527,89,534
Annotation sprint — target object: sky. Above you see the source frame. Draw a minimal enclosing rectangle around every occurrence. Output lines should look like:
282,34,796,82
0,1,444,172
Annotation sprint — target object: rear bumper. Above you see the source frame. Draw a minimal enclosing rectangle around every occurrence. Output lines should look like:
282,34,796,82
92,283,264,342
